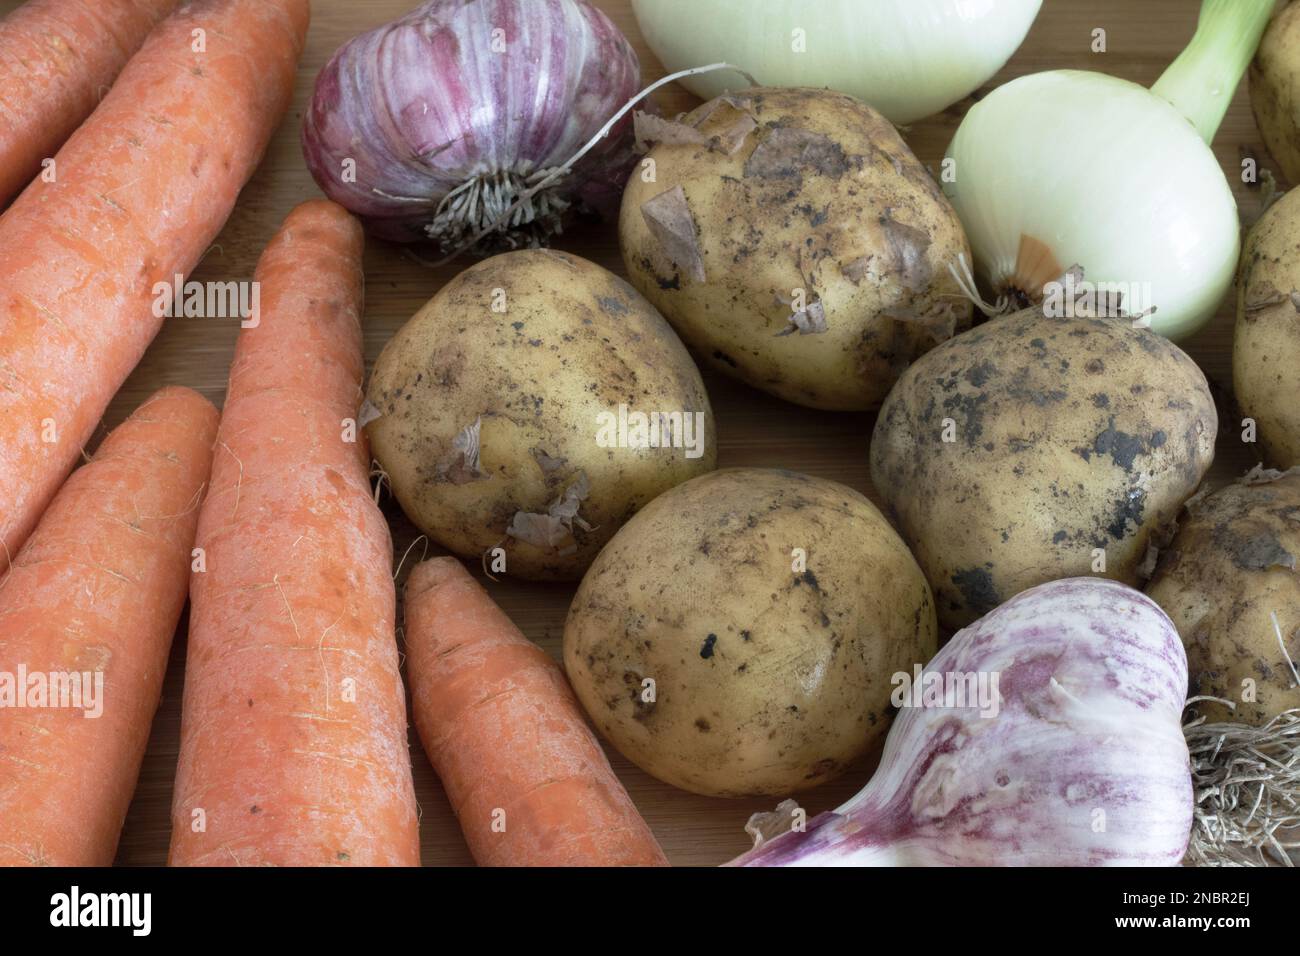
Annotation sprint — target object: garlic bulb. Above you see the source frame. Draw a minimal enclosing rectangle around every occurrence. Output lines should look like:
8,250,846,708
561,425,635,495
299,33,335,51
302,0,641,250
731,578,1193,866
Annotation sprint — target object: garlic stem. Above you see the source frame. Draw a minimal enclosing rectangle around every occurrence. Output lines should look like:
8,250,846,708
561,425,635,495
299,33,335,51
1151,0,1272,144
728,805,904,867
544,62,759,194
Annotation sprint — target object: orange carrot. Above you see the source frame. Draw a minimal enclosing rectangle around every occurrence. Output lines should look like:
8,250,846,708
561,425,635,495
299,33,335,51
168,200,421,868
0,0,178,207
404,557,669,867
0,386,218,867
0,0,308,574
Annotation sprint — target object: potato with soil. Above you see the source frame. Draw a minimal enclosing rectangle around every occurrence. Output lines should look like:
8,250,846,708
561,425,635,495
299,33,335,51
619,87,972,411
1250,1,1300,185
871,307,1217,631
1147,469,1300,725
1235,186,1300,469
366,249,716,581
563,468,938,798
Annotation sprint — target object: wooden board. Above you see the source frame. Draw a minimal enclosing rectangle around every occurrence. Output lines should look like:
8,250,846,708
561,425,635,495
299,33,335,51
0,0,1268,866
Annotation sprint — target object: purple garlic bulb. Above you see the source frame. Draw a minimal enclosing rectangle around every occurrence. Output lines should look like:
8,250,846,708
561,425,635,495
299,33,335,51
302,0,641,251
732,578,1193,866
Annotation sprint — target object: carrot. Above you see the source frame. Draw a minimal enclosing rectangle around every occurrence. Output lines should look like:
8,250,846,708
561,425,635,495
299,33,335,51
0,0,178,207
403,557,669,867
168,200,421,868
0,386,218,867
0,0,308,575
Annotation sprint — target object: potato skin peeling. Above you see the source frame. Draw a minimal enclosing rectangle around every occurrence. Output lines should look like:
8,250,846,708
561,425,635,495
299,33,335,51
620,87,972,411
366,249,716,581
870,307,1217,631
563,468,938,798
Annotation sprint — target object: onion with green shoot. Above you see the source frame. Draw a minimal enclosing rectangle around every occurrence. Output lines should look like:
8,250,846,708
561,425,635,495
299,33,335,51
631,0,1042,125
943,0,1272,340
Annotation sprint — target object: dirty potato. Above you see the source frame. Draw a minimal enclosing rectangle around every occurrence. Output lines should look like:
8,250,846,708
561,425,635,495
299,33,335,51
1250,1,1300,185
619,87,972,411
1147,469,1300,725
563,468,938,798
1236,186,1300,469
871,307,1217,631
366,249,716,581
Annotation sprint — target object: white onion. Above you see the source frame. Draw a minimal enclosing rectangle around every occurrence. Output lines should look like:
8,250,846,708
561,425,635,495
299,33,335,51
943,0,1272,340
631,0,1042,125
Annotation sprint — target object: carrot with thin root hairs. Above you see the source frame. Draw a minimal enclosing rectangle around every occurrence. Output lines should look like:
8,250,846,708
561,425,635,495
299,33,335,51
0,0,178,207
169,201,420,868
0,0,308,573
0,386,218,867
404,557,669,867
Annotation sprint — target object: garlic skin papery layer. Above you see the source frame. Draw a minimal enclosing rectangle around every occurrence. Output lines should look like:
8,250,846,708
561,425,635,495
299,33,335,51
731,578,1193,867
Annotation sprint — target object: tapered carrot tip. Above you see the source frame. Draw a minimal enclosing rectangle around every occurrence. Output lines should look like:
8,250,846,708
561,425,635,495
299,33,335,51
406,555,469,596
126,385,219,431
404,556,668,866
288,197,362,230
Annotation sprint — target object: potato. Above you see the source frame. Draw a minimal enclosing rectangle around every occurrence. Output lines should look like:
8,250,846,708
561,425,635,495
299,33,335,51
366,249,716,581
1147,470,1300,725
563,468,937,798
1250,2,1300,185
1235,186,1300,469
871,307,1217,631
619,87,972,411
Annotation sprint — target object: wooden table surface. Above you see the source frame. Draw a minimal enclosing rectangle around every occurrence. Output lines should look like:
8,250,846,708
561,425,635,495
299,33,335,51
1,0,1268,866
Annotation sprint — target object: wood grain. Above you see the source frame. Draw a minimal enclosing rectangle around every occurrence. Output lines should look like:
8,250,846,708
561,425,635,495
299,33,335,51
0,0,1269,866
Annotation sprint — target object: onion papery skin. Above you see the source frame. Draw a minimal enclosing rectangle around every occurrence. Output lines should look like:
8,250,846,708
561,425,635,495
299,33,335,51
631,0,1042,125
732,578,1193,867
944,71,1239,341
302,0,641,247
